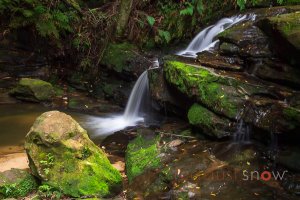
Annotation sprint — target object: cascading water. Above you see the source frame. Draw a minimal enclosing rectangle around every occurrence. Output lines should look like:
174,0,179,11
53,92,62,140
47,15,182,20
123,70,149,121
177,14,256,57
233,120,251,144
85,62,156,137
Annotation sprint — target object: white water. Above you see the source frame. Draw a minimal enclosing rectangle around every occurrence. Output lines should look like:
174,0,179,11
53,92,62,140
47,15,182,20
86,69,151,137
177,14,256,57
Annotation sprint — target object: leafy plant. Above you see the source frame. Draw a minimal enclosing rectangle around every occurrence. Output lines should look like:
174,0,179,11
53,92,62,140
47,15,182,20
146,15,155,26
38,184,62,199
0,0,80,39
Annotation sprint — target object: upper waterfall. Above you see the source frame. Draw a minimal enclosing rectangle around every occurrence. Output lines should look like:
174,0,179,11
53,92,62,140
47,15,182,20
177,14,256,57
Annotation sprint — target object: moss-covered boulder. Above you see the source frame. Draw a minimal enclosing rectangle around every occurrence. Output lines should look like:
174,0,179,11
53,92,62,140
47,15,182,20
125,131,161,182
24,111,122,198
257,12,300,65
188,104,234,138
0,168,38,199
163,60,266,119
9,78,54,102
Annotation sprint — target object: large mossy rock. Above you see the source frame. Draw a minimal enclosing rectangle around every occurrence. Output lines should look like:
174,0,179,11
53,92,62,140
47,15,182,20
9,78,54,102
257,12,300,65
24,111,122,198
163,60,266,119
0,168,38,199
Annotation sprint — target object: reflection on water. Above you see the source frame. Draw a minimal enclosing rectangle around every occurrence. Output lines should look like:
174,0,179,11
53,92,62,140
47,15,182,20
0,103,125,150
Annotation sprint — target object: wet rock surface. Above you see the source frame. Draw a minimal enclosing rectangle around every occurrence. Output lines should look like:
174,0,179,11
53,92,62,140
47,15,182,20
150,6,300,140
118,124,299,200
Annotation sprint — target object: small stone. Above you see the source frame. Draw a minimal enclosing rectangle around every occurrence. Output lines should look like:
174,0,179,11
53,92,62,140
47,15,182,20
168,139,184,148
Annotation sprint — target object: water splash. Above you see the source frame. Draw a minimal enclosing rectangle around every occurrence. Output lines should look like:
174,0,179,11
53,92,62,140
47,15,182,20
86,62,157,137
177,14,256,57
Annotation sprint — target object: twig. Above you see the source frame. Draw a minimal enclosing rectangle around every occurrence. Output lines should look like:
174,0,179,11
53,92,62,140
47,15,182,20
158,131,196,139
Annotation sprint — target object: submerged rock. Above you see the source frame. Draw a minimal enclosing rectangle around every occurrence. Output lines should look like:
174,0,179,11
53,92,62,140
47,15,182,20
24,111,122,198
125,130,161,182
9,78,54,102
0,168,37,199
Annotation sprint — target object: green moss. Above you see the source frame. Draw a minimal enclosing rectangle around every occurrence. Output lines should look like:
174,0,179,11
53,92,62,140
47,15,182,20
164,60,239,118
187,103,232,138
273,12,300,48
25,111,122,198
125,135,161,182
10,78,54,101
0,169,38,198
188,104,212,126
101,42,136,73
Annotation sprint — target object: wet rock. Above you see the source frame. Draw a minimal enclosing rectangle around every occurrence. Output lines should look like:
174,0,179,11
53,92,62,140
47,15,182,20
242,98,300,134
197,51,244,71
282,175,300,195
253,59,300,88
218,22,272,58
0,168,38,199
188,104,234,138
9,78,54,102
24,111,122,198
257,12,300,66
148,67,188,115
125,131,161,182
220,42,240,55
163,59,268,119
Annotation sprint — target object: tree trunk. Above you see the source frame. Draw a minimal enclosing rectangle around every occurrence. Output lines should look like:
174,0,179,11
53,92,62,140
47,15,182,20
115,0,133,37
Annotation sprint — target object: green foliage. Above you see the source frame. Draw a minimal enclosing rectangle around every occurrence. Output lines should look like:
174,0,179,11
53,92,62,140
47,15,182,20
0,169,38,198
38,184,63,199
157,29,171,44
236,0,289,10
180,0,204,16
146,15,155,26
0,0,79,39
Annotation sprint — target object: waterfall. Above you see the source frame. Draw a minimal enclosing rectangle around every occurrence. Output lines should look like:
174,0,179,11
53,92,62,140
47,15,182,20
233,120,251,144
124,70,149,121
86,62,156,137
177,14,256,57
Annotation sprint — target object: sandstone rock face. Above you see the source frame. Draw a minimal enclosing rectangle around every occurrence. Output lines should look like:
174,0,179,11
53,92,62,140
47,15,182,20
10,78,54,102
24,111,122,198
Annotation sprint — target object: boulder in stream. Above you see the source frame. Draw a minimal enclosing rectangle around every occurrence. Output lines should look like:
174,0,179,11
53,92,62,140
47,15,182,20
24,111,122,198
9,78,54,102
